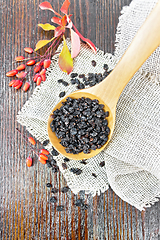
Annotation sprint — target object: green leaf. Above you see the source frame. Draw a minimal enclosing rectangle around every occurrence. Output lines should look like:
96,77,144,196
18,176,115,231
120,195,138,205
58,37,73,74
38,23,56,31
34,37,55,51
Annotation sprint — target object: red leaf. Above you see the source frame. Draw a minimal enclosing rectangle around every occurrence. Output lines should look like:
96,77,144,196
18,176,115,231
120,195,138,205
60,0,70,15
72,23,97,54
39,1,62,17
70,29,80,58
58,37,73,74
51,17,62,25
54,26,65,38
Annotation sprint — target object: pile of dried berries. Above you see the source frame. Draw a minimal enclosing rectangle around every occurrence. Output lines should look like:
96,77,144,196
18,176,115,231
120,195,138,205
50,97,110,154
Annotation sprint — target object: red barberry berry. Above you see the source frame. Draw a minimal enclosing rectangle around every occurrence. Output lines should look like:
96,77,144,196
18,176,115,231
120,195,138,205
28,137,36,145
40,149,49,155
40,69,46,75
36,76,42,86
6,69,18,77
43,59,51,69
24,47,33,54
26,60,36,66
9,80,16,87
12,80,21,87
39,153,48,160
34,65,41,73
16,64,26,71
14,81,23,89
33,74,40,82
16,72,27,79
26,157,32,167
41,74,46,82
15,56,25,61
38,157,46,165
23,82,30,91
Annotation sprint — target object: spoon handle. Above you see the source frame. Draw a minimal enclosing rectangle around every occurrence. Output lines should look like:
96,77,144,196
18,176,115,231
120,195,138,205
89,0,160,111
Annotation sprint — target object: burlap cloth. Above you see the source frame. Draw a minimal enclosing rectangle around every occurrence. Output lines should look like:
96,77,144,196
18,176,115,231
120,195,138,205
17,0,160,211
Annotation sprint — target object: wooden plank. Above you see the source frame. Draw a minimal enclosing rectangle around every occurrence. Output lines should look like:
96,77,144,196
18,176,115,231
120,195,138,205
1,0,160,239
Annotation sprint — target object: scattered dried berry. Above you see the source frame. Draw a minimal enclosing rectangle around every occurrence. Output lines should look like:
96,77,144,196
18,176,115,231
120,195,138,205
91,60,96,67
75,199,84,206
46,160,52,168
46,183,52,188
52,166,59,173
92,173,97,178
64,157,70,162
99,161,105,167
62,163,67,170
103,64,108,71
80,160,87,165
51,188,58,194
70,168,82,175
50,196,57,203
51,158,57,165
43,140,50,146
57,205,64,211
16,71,27,79
59,91,65,98
70,73,78,78
51,147,59,156
61,186,69,193
9,80,16,87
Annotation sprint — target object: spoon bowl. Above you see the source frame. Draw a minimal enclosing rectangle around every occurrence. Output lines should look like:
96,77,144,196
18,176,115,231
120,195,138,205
48,1,160,160
48,91,115,160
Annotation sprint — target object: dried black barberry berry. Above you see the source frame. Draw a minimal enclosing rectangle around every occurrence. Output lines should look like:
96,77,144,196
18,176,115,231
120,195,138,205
103,64,108,71
100,161,105,167
61,186,69,193
59,91,66,98
75,199,84,206
46,160,52,168
43,139,49,146
51,147,59,156
52,166,59,173
92,173,97,178
51,188,58,194
46,183,52,188
64,157,70,162
62,162,67,170
91,60,96,67
50,196,57,203
71,78,76,84
62,80,69,86
51,159,57,165
80,160,87,165
70,168,82,175
79,74,85,78
71,73,78,78
57,205,64,211
58,79,63,83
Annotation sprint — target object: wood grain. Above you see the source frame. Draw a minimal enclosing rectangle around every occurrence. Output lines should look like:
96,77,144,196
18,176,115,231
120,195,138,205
0,0,160,239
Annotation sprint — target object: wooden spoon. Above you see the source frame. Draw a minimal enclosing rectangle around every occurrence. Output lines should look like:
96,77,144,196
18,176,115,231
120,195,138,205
48,1,160,160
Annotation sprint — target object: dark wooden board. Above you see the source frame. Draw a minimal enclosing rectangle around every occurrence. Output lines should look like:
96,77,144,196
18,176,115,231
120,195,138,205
0,0,160,239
